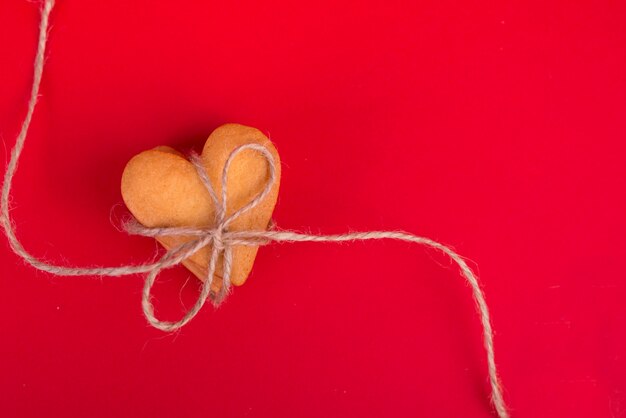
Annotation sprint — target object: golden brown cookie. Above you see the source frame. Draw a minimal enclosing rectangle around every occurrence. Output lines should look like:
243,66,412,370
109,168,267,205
121,123,281,297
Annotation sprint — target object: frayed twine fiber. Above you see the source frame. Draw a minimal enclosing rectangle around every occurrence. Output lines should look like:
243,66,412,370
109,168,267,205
0,1,509,417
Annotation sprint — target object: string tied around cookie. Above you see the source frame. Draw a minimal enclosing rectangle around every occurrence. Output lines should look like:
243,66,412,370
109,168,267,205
0,1,509,417
123,143,277,330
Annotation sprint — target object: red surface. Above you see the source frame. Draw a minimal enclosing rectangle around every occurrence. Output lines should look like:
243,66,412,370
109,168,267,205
1,1,625,417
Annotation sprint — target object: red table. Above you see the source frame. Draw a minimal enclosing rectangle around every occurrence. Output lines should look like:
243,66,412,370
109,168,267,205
1,1,625,417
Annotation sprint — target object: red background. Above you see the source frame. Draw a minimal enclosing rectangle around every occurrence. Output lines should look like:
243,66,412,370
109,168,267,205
1,1,625,417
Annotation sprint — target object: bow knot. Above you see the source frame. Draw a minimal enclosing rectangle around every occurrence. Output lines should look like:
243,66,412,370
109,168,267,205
124,143,276,331
211,227,226,251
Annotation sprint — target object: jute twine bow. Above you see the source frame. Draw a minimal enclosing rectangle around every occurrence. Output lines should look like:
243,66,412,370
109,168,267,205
0,1,510,417
123,144,279,331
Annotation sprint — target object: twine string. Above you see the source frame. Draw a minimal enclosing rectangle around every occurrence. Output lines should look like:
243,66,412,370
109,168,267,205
0,1,509,417
132,143,277,331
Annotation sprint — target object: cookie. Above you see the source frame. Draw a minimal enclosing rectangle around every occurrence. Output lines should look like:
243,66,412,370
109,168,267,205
121,123,281,297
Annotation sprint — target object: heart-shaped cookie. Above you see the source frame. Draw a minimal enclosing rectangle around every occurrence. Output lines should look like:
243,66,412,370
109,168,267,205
121,123,281,298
